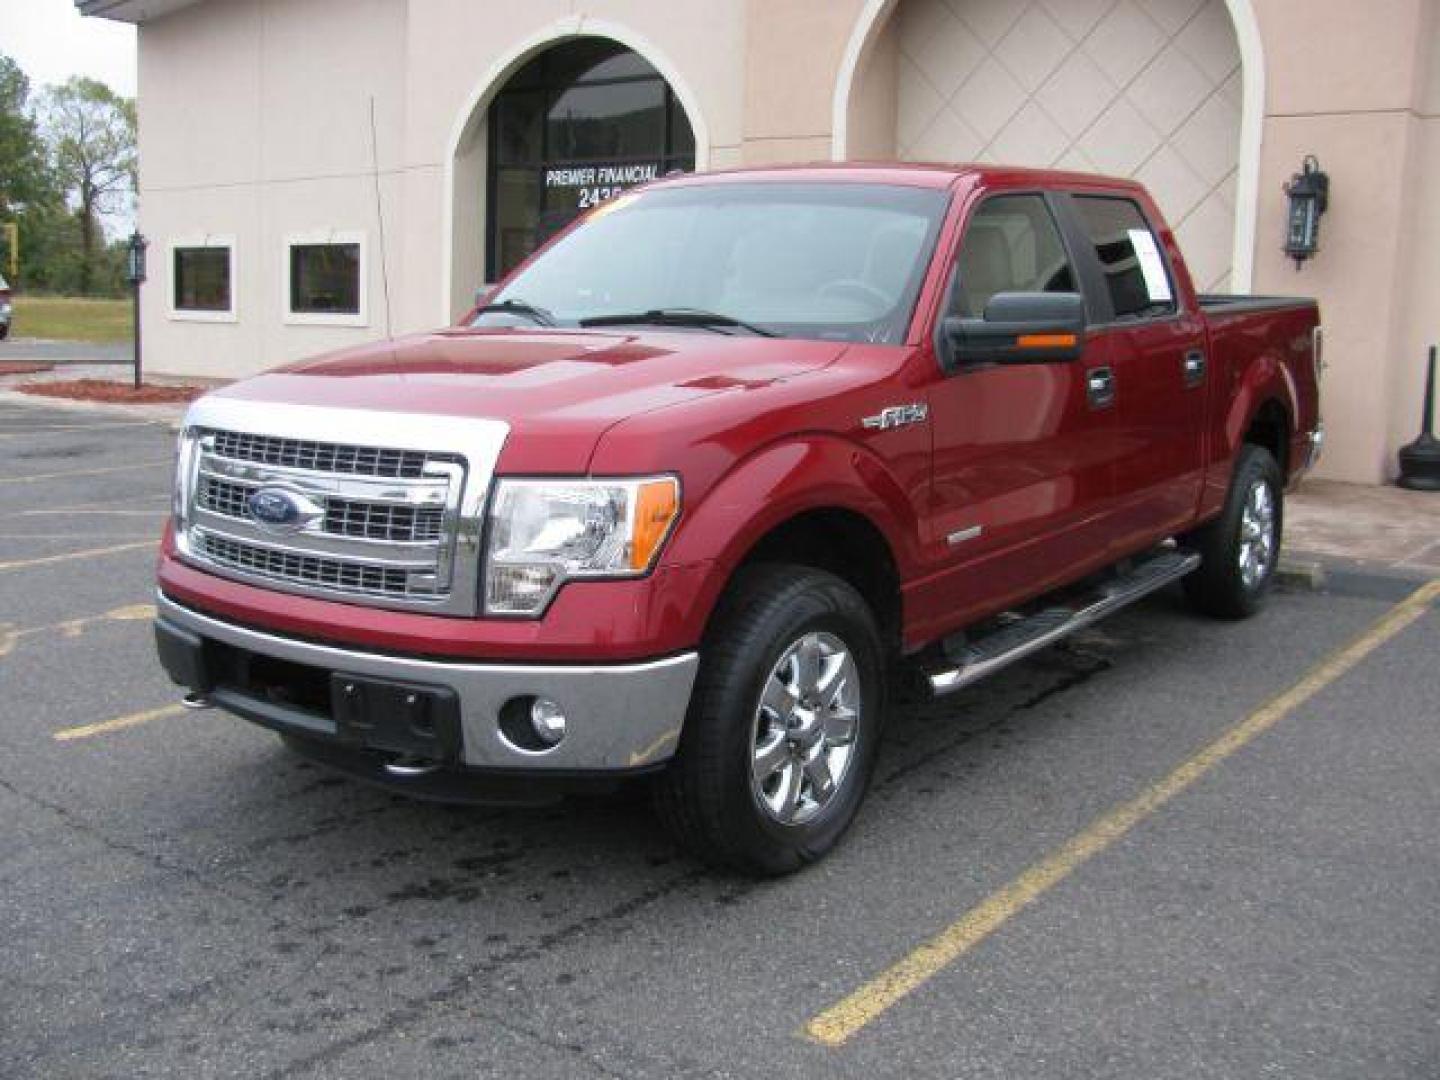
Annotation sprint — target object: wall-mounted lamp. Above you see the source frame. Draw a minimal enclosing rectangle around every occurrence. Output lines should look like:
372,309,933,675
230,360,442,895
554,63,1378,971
1283,155,1329,269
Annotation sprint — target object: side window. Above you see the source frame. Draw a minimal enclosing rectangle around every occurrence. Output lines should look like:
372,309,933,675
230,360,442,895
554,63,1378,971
951,194,1075,318
1071,196,1176,320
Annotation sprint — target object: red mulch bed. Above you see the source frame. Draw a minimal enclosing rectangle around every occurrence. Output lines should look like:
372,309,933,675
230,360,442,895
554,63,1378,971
17,378,207,404
0,362,54,376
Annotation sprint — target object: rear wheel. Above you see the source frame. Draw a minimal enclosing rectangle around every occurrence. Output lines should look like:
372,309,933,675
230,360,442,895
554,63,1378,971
654,564,884,875
1183,444,1283,618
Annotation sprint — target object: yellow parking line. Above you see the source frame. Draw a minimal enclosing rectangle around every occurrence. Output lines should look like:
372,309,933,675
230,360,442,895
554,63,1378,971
0,603,156,658
0,460,171,485
804,577,1440,1047
53,703,188,742
0,540,156,573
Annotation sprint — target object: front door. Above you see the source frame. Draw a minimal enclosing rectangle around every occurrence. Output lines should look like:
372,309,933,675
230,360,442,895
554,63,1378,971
921,192,1119,634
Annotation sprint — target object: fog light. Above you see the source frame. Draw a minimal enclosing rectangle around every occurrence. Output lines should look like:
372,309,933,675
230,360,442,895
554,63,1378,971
530,698,567,746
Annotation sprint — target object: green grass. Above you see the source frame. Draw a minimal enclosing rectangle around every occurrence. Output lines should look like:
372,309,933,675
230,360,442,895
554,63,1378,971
12,295,134,343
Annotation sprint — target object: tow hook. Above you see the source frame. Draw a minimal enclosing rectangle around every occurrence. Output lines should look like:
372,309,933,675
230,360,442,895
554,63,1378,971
383,755,443,778
181,692,213,710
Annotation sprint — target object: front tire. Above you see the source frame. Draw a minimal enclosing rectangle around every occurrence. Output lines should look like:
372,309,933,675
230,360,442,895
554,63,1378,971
1183,444,1283,618
654,564,885,876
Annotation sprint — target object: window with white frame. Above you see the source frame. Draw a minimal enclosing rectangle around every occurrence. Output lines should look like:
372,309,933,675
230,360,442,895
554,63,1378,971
170,237,236,321
284,232,367,325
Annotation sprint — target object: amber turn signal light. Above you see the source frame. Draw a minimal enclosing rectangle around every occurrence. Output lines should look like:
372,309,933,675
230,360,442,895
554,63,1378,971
630,478,680,571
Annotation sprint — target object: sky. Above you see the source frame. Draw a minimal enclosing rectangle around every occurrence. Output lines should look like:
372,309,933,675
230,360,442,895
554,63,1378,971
1,0,138,97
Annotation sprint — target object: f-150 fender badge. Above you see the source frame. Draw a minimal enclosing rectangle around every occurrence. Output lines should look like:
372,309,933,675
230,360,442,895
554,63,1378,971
861,403,928,431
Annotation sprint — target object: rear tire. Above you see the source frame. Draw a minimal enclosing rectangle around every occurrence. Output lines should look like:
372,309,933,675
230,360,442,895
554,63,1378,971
1183,444,1283,619
653,564,885,876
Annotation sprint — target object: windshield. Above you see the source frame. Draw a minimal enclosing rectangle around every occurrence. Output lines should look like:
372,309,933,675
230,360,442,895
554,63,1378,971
474,182,948,343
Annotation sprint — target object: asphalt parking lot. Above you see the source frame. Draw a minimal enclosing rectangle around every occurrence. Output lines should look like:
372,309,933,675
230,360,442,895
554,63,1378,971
2,396,1438,1079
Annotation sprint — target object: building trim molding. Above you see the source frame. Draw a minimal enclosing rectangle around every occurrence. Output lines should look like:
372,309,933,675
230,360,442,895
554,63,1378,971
830,0,1265,292
439,15,712,325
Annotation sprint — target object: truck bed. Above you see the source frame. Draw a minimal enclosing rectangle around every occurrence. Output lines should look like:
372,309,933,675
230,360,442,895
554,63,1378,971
1197,294,1318,316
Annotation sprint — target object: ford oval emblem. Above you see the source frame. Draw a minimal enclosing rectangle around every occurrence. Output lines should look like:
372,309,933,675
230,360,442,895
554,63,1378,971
247,487,316,534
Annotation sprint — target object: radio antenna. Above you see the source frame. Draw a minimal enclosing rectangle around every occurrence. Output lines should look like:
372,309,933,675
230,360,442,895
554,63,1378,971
368,95,393,340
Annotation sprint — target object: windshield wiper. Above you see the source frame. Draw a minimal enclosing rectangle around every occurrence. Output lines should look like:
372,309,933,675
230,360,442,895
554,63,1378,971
473,298,557,327
578,308,780,338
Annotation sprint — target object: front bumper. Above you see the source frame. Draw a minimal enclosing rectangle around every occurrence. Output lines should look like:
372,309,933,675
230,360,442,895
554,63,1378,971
155,592,698,776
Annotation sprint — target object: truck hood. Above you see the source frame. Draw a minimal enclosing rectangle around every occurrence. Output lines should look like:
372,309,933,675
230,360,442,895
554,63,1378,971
207,328,848,473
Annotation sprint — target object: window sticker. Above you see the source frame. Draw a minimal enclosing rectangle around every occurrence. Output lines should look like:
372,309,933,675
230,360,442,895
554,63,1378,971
1127,228,1173,304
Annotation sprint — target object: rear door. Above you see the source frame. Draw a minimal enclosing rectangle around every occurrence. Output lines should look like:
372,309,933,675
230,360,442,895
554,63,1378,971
921,191,1120,630
1059,193,1208,553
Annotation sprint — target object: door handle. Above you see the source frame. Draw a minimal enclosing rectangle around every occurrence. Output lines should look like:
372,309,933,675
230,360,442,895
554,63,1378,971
1183,350,1206,388
1086,366,1116,409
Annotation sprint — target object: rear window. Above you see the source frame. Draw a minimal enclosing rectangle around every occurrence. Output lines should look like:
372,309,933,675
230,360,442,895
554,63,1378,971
1071,196,1175,321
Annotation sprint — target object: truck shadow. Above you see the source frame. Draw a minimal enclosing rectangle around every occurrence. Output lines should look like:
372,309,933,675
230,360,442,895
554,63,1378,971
206,593,1192,907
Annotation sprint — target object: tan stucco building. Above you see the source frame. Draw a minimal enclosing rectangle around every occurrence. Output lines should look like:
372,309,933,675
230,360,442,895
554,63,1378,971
83,0,1440,484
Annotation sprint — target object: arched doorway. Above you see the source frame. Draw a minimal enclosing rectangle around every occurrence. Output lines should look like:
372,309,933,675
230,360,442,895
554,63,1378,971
487,37,696,280
444,27,705,319
835,0,1257,292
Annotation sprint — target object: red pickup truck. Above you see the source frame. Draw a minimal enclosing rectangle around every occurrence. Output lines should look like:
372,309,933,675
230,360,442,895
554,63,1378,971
155,165,1321,874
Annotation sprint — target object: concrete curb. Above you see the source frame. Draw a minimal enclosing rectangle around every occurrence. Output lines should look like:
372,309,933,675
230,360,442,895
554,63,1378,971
1276,557,1327,591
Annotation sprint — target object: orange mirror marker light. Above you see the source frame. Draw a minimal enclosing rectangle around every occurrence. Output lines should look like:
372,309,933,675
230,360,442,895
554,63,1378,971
1016,333,1078,349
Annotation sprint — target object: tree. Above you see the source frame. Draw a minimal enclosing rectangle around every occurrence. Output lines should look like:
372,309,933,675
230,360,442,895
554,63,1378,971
0,54,71,289
39,76,136,295
0,55,57,244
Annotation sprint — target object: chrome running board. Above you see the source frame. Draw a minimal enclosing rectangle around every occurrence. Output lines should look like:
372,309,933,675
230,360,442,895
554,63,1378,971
926,549,1201,697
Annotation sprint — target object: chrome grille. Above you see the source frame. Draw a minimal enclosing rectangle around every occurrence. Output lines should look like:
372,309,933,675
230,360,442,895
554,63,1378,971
198,475,250,519
207,429,437,478
174,399,509,616
325,498,444,542
197,532,414,596
197,475,445,544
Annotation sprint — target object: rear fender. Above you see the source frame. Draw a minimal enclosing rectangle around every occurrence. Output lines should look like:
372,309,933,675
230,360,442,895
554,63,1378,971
1200,352,1296,511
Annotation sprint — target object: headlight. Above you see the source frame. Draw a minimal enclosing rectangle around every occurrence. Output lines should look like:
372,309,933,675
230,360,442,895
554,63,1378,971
484,476,680,616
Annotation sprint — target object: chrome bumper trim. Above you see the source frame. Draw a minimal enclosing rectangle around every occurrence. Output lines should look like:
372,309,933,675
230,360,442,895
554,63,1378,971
156,592,698,772
1295,422,1324,482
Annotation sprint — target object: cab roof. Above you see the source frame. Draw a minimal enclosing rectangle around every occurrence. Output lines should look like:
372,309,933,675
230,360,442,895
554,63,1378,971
663,161,1142,194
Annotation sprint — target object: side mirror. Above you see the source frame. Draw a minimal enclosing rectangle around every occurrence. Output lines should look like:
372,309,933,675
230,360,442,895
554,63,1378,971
942,291,1086,369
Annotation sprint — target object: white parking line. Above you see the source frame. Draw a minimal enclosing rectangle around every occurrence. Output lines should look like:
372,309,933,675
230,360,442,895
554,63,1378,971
0,461,171,485
21,509,168,517
0,421,162,433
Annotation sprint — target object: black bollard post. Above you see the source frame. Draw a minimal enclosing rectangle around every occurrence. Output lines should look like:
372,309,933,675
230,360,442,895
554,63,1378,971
1397,345,1440,490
